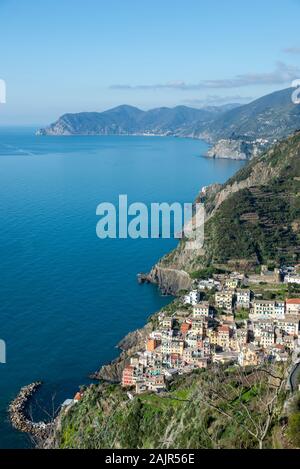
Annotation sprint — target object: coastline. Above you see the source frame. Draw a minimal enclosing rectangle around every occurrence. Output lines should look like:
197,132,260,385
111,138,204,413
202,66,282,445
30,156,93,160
3,131,227,446
5,166,229,440
6,133,247,443
7,128,300,446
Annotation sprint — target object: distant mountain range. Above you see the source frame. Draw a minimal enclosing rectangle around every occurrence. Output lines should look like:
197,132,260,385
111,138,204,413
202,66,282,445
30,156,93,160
37,88,300,159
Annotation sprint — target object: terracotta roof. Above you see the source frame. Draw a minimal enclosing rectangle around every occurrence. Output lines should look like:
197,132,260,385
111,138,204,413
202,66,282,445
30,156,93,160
218,325,230,333
286,299,300,305
274,344,284,350
124,365,134,371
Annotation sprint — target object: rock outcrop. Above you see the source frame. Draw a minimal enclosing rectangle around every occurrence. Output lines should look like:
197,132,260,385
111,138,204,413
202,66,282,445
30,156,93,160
206,139,255,160
148,265,192,295
92,322,154,382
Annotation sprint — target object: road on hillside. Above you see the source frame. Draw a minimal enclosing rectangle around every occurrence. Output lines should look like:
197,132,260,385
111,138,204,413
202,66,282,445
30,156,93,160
290,362,300,393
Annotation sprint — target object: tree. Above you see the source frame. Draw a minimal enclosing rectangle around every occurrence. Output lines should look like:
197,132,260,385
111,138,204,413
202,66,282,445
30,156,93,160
192,363,287,449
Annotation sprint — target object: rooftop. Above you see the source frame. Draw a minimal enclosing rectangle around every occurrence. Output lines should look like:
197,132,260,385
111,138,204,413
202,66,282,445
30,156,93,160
286,299,300,305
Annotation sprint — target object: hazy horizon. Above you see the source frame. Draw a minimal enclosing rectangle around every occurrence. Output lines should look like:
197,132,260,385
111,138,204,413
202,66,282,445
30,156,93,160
0,0,300,124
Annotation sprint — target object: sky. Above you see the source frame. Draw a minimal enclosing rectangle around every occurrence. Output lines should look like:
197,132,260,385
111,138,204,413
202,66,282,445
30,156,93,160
0,0,300,124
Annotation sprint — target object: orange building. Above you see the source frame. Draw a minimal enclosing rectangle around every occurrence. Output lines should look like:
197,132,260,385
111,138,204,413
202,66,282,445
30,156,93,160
146,338,159,352
74,392,83,402
180,322,191,335
286,299,300,315
122,365,135,387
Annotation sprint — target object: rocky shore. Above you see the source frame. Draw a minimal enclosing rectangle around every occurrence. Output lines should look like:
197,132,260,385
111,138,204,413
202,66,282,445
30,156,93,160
206,139,255,160
9,382,53,439
92,321,154,382
148,265,192,295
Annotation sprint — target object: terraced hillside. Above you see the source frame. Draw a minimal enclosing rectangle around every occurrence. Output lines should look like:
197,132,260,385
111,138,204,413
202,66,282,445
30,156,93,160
157,132,300,280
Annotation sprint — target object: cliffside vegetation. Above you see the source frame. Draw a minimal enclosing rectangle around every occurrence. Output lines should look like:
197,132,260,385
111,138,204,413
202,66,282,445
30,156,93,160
159,131,300,276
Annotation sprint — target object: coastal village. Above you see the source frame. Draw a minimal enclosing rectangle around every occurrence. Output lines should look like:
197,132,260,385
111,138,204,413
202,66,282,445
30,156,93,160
9,264,300,437
122,265,300,394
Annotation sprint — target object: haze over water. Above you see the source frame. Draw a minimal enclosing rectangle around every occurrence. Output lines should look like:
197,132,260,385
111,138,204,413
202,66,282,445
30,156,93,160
0,129,244,448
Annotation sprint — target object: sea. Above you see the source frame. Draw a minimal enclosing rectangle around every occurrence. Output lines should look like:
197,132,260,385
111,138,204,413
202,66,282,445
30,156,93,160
0,128,244,448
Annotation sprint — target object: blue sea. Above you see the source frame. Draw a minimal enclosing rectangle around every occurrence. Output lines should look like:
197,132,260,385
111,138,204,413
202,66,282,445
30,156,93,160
0,128,244,448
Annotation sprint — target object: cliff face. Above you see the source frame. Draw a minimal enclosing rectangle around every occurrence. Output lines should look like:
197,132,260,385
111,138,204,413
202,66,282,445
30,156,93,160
206,139,267,160
148,266,192,295
207,139,253,160
93,322,154,382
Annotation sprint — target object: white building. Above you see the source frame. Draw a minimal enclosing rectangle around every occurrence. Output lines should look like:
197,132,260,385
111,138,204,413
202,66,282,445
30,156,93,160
185,332,199,348
261,330,275,348
276,316,299,336
286,299,300,315
198,279,221,291
274,301,285,319
284,274,300,285
184,290,201,306
236,289,251,309
251,300,285,320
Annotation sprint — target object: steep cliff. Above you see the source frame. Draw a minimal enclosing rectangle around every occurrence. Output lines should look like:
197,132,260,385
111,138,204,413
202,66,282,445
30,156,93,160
152,132,300,290
206,138,266,160
148,266,192,295
93,322,154,382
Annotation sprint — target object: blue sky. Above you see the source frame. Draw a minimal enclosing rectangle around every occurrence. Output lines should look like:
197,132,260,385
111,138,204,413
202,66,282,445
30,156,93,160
0,0,300,124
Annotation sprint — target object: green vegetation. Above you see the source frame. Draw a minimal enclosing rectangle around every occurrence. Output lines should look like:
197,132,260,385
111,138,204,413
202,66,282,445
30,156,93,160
288,283,300,296
173,132,300,274
161,299,185,316
234,308,249,321
56,364,288,449
287,394,300,447
190,266,225,280
159,133,300,280
287,414,300,447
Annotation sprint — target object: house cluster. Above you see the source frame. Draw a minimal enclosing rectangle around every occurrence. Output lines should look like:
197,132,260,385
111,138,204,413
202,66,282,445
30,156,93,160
122,271,300,394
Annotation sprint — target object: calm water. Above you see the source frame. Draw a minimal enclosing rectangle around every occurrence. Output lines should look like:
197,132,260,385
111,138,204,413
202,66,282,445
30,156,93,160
0,128,244,448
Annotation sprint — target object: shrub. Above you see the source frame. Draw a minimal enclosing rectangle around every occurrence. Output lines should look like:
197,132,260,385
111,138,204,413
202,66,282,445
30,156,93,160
288,412,300,447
